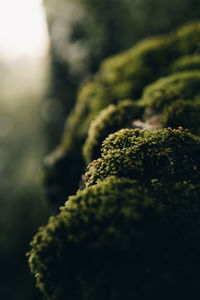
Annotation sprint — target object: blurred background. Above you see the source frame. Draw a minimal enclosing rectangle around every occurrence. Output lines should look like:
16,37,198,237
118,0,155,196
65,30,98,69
0,0,199,299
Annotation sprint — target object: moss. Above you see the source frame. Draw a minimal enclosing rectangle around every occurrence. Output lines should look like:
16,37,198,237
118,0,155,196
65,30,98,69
173,21,200,54
43,22,200,206
163,99,200,134
83,100,143,163
84,128,200,186
67,22,200,149
170,55,200,73
28,176,200,300
83,70,200,163
77,23,200,133
142,70,200,102
138,71,200,135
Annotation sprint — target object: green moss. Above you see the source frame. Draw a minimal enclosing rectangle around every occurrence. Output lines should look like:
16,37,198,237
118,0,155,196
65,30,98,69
84,128,200,186
163,99,200,134
28,176,200,300
173,21,200,54
143,70,200,102
66,23,200,140
65,22,200,151
83,70,200,163
138,71,200,135
83,100,143,163
43,22,200,206
170,55,200,73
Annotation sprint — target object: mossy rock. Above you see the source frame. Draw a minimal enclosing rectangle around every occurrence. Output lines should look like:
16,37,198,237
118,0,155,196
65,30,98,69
163,99,200,132
83,70,200,162
139,70,200,133
84,128,200,186
170,55,200,73
142,70,200,101
43,22,200,206
83,100,143,163
28,176,200,300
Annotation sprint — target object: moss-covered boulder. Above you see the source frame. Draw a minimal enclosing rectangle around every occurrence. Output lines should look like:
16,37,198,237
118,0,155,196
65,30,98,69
28,174,200,300
170,55,200,73
44,0,200,129
84,128,200,186
43,22,200,207
29,127,200,299
84,70,200,162
83,100,143,163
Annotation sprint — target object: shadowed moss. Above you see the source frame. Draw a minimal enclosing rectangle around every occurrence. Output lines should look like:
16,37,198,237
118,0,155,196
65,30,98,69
43,22,200,206
83,71,200,163
143,70,200,101
170,55,200,73
84,128,200,186
139,71,200,134
83,100,143,163
43,0,200,147
163,99,200,133
28,176,200,300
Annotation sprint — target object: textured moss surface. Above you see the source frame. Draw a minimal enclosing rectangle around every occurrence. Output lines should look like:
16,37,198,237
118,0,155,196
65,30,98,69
142,70,200,100
170,55,200,73
44,0,200,148
29,126,200,299
28,175,200,300
84,128,200,186
140,71,200,132
43,22,200,206
83,100,143,163
83,70,200,162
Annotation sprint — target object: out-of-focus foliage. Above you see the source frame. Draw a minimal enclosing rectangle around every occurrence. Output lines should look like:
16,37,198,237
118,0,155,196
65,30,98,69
170,55,200,73
43,22,200,207
43,0,200,147
28,128,200,300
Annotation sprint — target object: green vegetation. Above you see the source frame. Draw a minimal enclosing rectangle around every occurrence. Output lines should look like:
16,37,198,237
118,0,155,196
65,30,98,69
43,22,200,206
44,0,200,136
29,20,200,298
84,128,200,186
170,55,200,73
140,71,200,133
28,128,200,299
83,70,200,162
83,100,143,163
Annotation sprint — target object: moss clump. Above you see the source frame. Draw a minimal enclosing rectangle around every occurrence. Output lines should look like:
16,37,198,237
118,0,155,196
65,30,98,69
84,128,200,186
143,70,200,101
83,70,200,163
139,71,200,135
163,99,200,133
83,100,143,163
28,176,200,300
170,55,200,73
43,22,200,207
